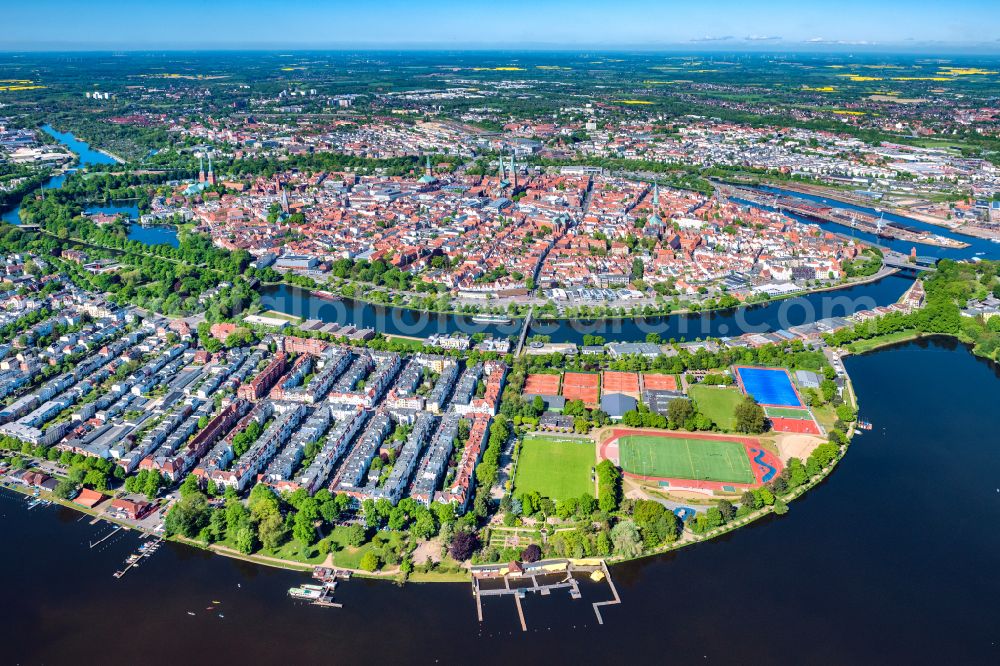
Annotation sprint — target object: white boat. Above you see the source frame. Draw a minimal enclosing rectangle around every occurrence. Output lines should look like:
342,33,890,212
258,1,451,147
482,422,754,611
288,586,322,600
471,314,513,325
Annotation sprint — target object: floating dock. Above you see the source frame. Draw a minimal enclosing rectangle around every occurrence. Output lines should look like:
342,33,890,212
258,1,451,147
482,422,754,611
288,567,350,608
470,559,621,631
113,538,162,578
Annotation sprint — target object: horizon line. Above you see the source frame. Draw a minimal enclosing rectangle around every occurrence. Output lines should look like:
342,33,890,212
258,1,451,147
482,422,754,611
2,43,1000,56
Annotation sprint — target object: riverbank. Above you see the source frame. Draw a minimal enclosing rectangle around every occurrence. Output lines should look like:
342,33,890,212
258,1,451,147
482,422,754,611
535,266,902,322
1,350,861,583
838,329,927,356
7,336,998,663
266,266,902,331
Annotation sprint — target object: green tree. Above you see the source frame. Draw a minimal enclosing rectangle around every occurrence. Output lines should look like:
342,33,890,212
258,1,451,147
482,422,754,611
596,459,622,512
346,523,368,547
53,478,78,499
359,551,380,572
164,493,211,538
293,511,316,546
234,525,258,554
734,396,766,434
258,511,288,550
610,519,643,557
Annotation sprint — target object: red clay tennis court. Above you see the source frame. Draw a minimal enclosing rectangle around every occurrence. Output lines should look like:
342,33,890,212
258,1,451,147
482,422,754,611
562,372,600,405
523,373,561,396
642,373,678,391
602,371,640,394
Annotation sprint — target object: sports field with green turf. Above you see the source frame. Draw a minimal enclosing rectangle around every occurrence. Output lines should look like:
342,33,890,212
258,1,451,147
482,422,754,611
688,384,743,430
618,434,755,483
765,406,813,419
514,435,595,500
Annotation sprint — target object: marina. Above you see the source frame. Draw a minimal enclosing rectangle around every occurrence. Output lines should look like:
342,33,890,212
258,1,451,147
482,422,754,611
113,537,163,579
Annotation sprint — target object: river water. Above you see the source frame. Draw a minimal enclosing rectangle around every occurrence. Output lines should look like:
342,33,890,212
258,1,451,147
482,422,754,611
2,125,998,662
260,274,913,344
0,126,942,345
0,124,116,226
2,336,997,664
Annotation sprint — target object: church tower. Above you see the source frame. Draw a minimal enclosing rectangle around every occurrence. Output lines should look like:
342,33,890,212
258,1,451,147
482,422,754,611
646,183,663,237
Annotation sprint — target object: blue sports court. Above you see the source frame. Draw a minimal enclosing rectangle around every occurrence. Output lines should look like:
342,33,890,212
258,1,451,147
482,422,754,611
734,366,802,407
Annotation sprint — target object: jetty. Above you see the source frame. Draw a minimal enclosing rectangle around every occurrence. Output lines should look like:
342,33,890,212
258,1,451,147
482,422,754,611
113,538,162,579
287,566,351,608
470,558,621,631
89,525,123,549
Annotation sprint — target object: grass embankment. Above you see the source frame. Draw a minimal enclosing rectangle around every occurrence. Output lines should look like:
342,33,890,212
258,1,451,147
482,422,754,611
384,334,427,350
841,329,924,355
259,310,304,324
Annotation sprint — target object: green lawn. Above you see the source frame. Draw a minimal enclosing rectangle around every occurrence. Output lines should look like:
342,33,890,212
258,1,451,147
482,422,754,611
323,526,407,569
618,434,754,484
260,310,304,323
846,330,922,355
514,435,595,501
385,335,428,350
259,539,326,565
688,384,743,430
764,406,813,420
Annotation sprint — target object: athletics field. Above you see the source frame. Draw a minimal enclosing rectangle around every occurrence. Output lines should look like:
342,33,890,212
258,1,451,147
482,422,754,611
616,433,755,484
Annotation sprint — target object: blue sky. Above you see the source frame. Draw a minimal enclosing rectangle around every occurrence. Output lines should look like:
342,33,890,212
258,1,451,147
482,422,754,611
3,0,999,51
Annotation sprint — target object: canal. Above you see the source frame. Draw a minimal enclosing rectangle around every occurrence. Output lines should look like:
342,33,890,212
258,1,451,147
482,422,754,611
2,336,997,664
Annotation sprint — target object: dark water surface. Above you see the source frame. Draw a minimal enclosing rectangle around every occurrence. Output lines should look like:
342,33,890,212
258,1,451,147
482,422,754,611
261,274,913,343
2,337,998,665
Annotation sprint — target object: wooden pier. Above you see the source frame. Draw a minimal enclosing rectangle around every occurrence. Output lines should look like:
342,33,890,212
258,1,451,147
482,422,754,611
591,561,621,625
285,567,351,609
113,538,162,579
90,525,123,549
471,559,621,631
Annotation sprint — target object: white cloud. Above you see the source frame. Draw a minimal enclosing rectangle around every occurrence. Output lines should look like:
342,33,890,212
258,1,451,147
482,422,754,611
690,35,734,42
